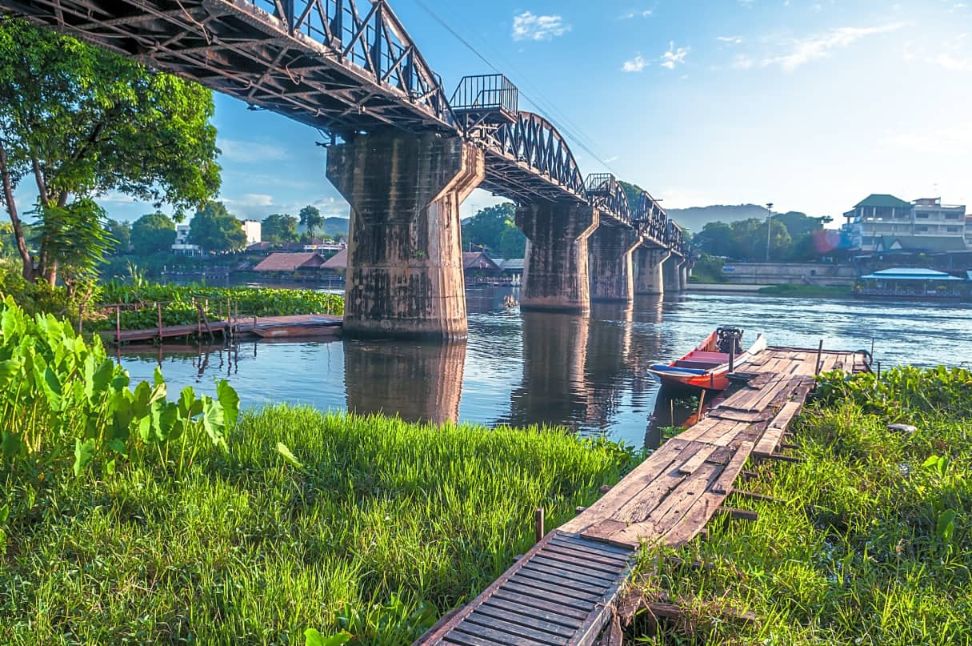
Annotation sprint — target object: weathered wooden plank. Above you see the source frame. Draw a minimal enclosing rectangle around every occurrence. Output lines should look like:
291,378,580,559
454,618,556,646
491,589,590,621
754,401,803,456
542,543,630,569
533,549,623,575
476,602,578,637
503,580,598,609
603,463,722,546
710,441,754,495
442,630,507,646
524,559,617,587
560,440,690,534
517,567,609,595
551,533,635,557
677,444,718,474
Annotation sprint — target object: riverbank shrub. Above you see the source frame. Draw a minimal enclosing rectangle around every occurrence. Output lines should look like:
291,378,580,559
93,281,344,330
630,367,972,644
0,304,636,642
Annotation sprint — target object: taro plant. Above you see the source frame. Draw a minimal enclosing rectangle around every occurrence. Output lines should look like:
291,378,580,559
0,296,239,478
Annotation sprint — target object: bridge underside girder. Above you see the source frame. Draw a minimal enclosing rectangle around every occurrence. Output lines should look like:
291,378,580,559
2,0,453,138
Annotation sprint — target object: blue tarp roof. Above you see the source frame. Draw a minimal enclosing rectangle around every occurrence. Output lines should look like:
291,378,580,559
860,267,965,281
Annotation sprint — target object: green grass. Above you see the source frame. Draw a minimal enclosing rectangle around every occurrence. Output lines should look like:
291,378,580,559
629,367,972,645
1,407,636,644
757,283,852,298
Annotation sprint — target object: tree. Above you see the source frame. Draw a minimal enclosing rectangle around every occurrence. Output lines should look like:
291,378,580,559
105,219,131,256
262,213,299,244
0,17,220,283
693,221,738,258
131,212,176,255
461,203,525,257
188,202,246,253
299,205,324,236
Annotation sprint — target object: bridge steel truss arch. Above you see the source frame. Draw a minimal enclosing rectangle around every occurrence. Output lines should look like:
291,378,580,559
0,0,457,138
585,173,631,227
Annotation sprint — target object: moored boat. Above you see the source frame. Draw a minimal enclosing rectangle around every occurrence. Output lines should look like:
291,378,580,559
648,327,766,391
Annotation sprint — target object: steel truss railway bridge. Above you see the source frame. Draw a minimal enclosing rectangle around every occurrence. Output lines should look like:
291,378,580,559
2,0,691,339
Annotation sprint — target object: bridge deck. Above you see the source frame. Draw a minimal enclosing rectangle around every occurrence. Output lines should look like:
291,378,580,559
418,347,868,645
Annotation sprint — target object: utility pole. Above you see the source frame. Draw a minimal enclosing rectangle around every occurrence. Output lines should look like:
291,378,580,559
765,202,774,262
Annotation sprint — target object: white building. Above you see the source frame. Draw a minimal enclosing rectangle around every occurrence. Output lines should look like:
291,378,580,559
171,223,201,256
842,194,969,253
242,219,262,246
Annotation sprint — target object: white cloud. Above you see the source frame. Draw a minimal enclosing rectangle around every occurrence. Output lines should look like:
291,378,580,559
761,23,905,72
218,138,289,163
223,193,275,216
512,12,570,41
620,9,653,19
932,52,972,71
732,54,756,69
622,54,649,72
660,42,689,69
717,35,744,45
883,122,972,152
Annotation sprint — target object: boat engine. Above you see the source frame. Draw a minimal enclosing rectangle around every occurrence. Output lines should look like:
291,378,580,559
716,327,744,355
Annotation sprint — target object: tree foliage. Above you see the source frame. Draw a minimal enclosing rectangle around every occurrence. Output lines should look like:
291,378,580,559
188,202,245,253
299,205,324,235
131,212,176,255
693,211,832,262
0,17,220,283
105,219,131,256
461,203,525,258
262,213,299,244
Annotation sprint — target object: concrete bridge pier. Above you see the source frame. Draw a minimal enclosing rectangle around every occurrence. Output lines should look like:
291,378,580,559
679,261,691,290
588,225,641,303
517,202,599,313
326,132,484,340
663,254,684,292
634,247,670,295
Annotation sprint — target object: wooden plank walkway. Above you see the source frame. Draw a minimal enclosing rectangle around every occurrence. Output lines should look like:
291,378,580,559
418,347,869,645
106,314,342,343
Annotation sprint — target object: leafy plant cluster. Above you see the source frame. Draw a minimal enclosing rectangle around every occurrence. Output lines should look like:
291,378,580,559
633,367,972,645
0,296,239,483
92,281,344,330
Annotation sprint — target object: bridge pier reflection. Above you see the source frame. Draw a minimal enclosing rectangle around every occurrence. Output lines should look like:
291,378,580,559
517,202,599,313
326,132,484,341
635,247,670,295
344,339,467,424
503,312,591,427
589,226,640,302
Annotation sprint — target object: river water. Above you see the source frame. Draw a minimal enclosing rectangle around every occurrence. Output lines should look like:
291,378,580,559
119,288,972,449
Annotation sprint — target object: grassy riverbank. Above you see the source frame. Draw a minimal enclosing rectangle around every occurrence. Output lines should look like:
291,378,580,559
0,298,635,643
631,367,972,644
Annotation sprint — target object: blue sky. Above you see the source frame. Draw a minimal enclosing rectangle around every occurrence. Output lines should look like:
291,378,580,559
45,0,972,223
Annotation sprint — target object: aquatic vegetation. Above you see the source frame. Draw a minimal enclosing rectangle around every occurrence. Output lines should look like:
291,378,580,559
630,367,972,645
0,296,238,479
93,281,344,330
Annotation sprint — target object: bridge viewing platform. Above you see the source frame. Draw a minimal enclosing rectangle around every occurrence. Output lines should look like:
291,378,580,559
1,0,690,340
417,347,870,645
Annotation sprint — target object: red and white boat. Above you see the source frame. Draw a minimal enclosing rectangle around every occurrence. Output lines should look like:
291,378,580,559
648,327,766,391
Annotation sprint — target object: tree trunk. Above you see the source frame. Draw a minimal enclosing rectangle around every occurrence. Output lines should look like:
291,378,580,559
0,141,34,280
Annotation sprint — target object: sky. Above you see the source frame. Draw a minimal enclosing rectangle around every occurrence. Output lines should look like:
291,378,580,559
26,0,972,224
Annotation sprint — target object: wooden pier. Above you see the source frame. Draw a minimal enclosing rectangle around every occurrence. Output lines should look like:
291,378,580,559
107,314,342,344
418,347,869,645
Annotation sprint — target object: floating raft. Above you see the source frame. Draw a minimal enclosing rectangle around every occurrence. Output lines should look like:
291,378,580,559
107,314,342,343
417,347,869,646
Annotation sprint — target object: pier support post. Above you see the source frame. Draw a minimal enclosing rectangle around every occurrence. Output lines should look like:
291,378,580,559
663,254,684,293
635,247,670,295
679,260,690,290
516,201,598,313
326,132,484,340
588,225,641,303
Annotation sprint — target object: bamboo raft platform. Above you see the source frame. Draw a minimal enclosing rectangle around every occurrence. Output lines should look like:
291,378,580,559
106,314,342,344
418,346,870,646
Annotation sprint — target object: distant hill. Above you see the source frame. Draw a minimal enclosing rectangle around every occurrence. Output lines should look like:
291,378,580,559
666,204,771,234
321,216,349,238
